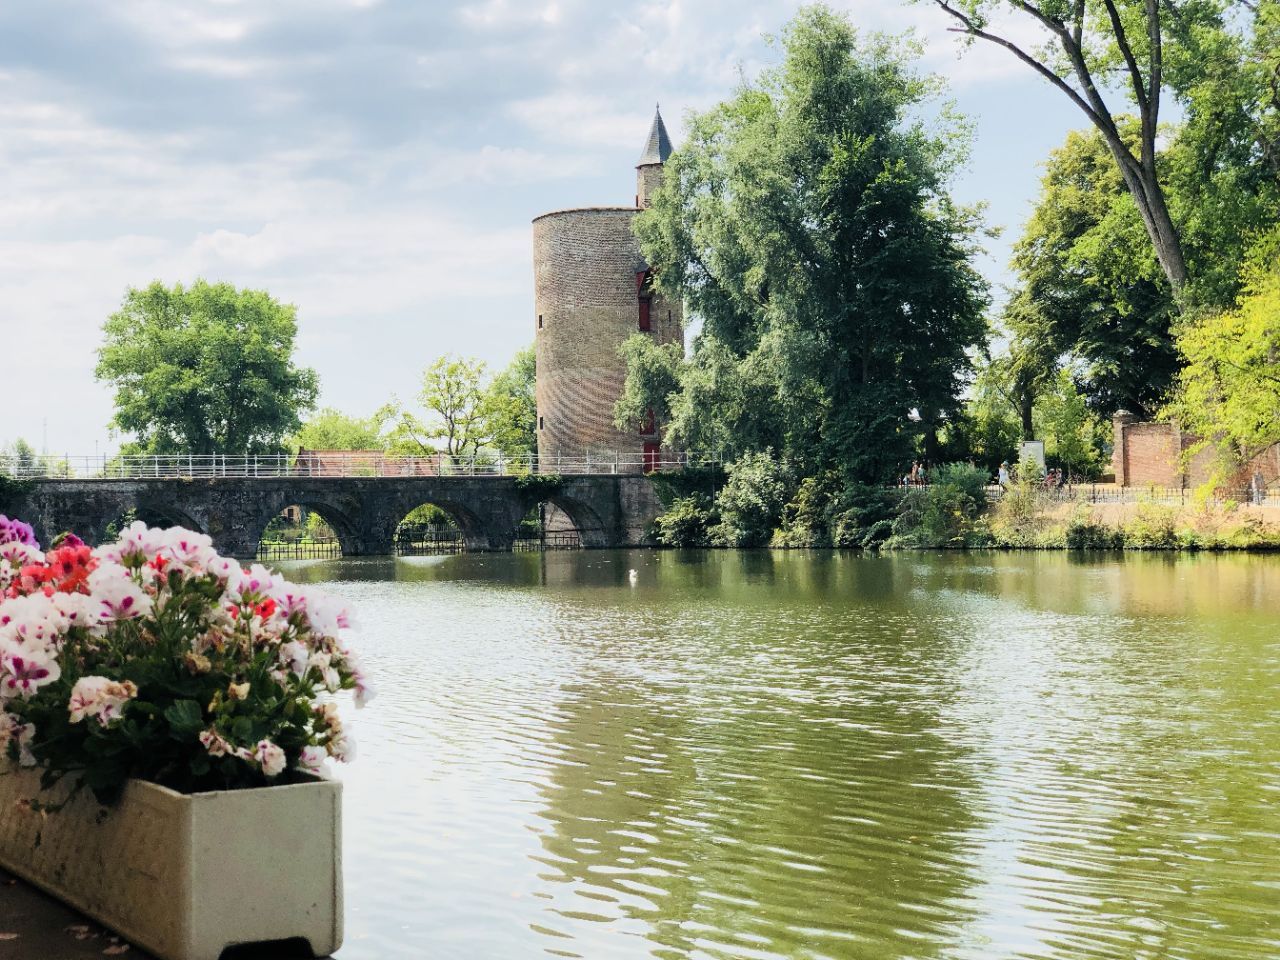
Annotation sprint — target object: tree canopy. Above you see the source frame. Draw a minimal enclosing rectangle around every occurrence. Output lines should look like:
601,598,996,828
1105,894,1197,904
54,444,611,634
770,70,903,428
1165,229,1280,474
291,407,393,452
95,280,319,455
627,6,987,482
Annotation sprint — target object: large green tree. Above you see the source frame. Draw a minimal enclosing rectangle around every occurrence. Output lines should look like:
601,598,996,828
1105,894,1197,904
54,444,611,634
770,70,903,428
1006,125,1179,417
96,280,319,455
627,6,987,482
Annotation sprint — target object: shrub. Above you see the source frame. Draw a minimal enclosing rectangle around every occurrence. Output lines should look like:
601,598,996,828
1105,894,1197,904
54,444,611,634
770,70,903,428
1124,501,1180,549
773,473,840,548
709,453,794,548
0,521,370,805
652,495,717,547
828,484,901,549
1063,509,1124,549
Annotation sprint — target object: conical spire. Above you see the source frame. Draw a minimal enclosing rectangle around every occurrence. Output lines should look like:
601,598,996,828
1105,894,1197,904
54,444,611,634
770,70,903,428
637,104,672,166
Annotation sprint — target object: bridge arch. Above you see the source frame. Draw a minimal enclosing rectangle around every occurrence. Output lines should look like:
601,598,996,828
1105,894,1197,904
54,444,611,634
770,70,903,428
392,497,493,553
519,493,609,549
97,501,206,545
251,498,362,560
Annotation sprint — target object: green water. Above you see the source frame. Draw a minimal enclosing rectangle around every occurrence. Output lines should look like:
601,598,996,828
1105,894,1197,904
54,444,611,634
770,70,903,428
283,550,1280,960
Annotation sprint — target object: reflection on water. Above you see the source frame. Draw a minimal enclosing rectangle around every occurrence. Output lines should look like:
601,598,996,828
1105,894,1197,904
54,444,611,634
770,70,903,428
282,551,1280,960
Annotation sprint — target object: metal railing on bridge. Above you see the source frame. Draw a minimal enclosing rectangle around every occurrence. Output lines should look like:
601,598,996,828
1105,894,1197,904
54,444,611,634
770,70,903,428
0,452,721,481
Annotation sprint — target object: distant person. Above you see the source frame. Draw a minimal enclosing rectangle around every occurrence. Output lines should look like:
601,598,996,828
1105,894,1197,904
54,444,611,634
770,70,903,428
998,461,1010,488
1252,469,1265,505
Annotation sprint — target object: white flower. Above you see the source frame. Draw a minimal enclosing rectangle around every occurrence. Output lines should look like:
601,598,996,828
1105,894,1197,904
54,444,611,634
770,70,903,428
342,649,375,709
253,739,286,777
87,563,153,622
327,733,356,763
0,541,42,568
68,676,138,726
295,745,329,778
279,640,309,678
94,521,165,566
158,528,217,571
0,593,67,652
228,564,280,604
198,728,232,758
0,647,61,700
304,590,356,638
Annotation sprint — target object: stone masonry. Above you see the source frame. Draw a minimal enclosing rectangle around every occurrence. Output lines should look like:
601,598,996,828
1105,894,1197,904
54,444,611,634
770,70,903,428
9,475,666,559
532,106,683,470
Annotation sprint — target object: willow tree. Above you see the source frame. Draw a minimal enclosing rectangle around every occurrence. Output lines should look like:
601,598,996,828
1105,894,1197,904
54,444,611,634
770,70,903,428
629,5,987,482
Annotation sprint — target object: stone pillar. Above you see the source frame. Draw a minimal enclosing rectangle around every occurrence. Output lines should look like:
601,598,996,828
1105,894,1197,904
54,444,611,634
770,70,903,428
1112,411,1135,486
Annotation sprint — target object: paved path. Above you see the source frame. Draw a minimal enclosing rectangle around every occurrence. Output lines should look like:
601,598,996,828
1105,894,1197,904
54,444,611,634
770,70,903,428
0,869,148,960
0,871,329,960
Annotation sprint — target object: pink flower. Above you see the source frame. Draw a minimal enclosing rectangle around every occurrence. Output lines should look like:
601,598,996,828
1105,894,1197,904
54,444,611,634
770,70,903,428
68,676,138,726
252,739,286,777
0,648,60,699
199,728,233,758
295,745,329,778
87,564,153,622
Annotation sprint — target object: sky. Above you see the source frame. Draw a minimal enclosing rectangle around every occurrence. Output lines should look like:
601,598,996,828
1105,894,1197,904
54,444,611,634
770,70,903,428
0,0,1085,457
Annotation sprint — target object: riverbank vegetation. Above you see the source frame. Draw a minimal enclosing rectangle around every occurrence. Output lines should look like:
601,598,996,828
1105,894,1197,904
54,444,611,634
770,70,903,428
647,456,1280,551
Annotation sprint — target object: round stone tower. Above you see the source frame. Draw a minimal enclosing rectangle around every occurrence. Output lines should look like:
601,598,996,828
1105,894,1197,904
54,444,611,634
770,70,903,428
533,106,683,472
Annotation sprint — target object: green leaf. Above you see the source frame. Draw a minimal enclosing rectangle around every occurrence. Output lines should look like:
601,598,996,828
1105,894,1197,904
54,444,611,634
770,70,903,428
163,700,204,738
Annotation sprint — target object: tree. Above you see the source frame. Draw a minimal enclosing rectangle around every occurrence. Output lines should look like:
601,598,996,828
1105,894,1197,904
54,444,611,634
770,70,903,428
1165,229,1280,475
485,346,537,460
1032,368,1109,477
96,280,319,455
630,6,987,482
924,0,1241,291
291,407,393,452
390,356,496,459
1007,126,1178,416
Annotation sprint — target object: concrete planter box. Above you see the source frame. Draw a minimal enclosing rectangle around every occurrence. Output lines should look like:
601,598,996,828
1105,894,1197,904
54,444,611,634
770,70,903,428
0,765,342,960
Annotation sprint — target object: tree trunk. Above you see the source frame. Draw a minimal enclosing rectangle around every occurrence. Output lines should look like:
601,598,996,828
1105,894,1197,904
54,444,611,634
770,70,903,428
1019,393,1035,442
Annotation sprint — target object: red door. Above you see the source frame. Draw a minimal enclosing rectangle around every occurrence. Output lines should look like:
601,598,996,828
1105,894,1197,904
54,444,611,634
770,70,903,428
643,442,661,473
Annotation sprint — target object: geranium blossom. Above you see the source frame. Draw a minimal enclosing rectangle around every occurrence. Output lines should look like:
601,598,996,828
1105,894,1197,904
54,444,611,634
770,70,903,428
68,676,138,726
0,515,38,548
296,745,329,778
0,520,367,797
252,739,286,777
0,648,61,699
87,564,153,622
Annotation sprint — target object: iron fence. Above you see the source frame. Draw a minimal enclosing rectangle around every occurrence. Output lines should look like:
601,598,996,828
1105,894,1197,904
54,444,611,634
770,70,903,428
0,452,721,480
983,483,1280,506
255,538,343,562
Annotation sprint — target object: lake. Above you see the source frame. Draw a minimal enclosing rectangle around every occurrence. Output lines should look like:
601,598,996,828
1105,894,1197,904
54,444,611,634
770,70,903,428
280,550,1280,960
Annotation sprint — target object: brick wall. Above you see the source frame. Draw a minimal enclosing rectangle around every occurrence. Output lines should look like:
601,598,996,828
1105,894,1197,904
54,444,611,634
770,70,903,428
1113,414,1280,488
532,206,683,469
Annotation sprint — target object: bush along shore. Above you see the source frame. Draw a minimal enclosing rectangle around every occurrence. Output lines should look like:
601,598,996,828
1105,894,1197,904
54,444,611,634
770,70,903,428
645,459,1280,552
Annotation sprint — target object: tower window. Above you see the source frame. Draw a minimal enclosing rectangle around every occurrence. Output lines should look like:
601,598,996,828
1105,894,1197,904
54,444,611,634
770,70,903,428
538,314,543,329
539,416,545,431
638,298,651,332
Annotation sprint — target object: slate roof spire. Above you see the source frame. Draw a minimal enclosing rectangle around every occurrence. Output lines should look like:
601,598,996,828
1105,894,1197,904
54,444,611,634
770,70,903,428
637,104,673,166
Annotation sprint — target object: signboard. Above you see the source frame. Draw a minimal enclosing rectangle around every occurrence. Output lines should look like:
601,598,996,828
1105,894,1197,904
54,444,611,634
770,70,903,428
1018,440,1046,475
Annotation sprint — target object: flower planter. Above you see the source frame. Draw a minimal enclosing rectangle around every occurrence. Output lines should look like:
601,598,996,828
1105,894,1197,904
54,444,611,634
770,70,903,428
0,764,342,960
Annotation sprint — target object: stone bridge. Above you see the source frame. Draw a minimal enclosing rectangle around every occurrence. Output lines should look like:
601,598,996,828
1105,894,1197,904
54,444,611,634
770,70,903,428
9,475,664,558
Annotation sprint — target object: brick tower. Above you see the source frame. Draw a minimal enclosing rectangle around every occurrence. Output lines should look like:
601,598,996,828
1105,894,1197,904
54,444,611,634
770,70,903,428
532,106,683,473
